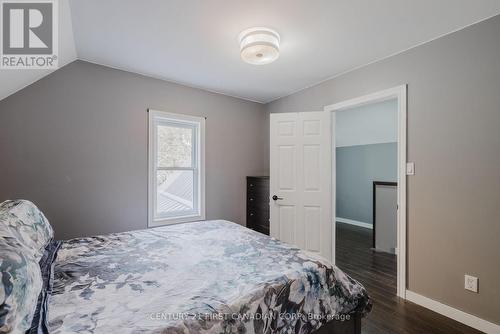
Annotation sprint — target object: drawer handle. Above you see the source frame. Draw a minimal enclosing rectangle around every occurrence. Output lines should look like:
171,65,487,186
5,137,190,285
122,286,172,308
250,198,254,201
250,183,254,187
250,213,254,216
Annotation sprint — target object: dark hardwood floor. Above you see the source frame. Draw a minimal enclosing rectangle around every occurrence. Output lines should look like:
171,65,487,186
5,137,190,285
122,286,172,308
336,222,483,334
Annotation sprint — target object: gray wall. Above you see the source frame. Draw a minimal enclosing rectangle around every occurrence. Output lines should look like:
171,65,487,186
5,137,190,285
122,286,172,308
0,60,268,239
266,15,500,325
336,143,397,224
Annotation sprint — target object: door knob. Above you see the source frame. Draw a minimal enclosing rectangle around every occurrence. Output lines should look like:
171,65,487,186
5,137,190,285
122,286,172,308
272,195,283,201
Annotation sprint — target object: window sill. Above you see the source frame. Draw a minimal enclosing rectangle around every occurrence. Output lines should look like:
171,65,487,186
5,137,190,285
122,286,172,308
148,214,205,228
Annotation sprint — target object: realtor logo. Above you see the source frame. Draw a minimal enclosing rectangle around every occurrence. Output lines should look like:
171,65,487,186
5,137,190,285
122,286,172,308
1,0,58,69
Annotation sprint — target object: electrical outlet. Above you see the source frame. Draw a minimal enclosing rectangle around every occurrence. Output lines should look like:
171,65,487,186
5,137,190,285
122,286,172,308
464,275,478,293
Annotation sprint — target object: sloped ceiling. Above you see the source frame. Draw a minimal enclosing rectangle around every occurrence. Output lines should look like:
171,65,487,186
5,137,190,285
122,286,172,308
0,0,77,101
1,0,500,103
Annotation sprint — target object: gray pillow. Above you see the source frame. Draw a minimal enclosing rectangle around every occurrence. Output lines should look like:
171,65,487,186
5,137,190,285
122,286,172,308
0,200,54,262
0,200,54,333
0,246,43,333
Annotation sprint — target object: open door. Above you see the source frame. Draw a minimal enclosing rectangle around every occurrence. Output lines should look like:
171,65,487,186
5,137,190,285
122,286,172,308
269,112,332,261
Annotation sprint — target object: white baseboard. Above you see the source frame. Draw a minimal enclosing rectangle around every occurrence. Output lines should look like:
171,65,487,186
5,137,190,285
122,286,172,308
336,217,372,229
406,290,500,334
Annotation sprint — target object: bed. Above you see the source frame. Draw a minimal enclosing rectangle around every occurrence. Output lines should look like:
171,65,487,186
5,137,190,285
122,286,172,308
0,200,371,334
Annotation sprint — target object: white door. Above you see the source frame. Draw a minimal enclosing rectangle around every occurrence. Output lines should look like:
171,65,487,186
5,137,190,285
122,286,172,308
270,112,333,261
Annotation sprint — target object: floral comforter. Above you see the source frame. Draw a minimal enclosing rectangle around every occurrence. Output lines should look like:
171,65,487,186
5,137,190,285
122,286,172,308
48,220,370,333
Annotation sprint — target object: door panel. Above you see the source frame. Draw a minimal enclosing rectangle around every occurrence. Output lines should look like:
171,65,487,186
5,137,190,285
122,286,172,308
278,121,295,136
303,120,321,136
278,146,295,190
305,206,321,252
279,205,296,244
303,145,321,191
270,112,332,261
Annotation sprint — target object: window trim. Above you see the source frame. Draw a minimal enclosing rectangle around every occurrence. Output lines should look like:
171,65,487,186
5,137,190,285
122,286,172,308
148,109,206,227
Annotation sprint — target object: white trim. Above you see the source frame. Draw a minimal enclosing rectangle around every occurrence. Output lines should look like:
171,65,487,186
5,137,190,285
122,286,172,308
148,109,206,228
406,291,500,334
336,217,373,229
331,112,336,263
325,85,407,298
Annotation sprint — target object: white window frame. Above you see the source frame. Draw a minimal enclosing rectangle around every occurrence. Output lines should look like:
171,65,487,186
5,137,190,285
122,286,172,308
148,109,205,227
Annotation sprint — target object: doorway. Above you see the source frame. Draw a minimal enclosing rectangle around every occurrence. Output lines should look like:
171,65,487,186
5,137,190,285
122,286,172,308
324,85,407,298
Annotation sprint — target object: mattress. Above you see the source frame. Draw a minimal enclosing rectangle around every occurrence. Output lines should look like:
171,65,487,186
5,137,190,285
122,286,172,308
48,220,370,333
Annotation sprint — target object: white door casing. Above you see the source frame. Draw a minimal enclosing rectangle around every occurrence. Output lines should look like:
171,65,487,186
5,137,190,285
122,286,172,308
269,112,332,261
324,85,407,298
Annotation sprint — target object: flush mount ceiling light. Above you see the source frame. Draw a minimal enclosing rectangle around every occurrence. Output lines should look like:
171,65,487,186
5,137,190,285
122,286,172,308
238,27,280,65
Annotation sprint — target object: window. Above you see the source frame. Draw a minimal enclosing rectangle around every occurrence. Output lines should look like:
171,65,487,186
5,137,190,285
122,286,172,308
148,110,205,227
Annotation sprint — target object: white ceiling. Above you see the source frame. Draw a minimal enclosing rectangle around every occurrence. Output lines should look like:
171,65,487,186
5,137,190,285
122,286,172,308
1,1,500,103
0,0,76,102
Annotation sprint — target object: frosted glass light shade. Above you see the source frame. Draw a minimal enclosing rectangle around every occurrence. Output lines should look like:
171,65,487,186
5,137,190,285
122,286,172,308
239,27,280,65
